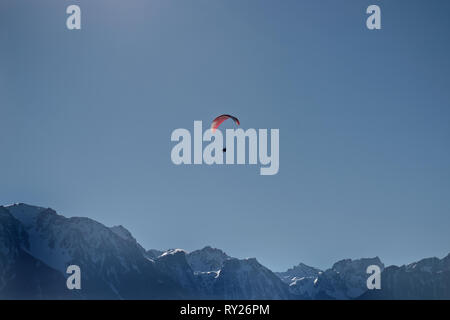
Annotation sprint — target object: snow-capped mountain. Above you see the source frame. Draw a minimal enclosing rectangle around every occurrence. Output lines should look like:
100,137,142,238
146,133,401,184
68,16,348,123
1,203,185,299
1,203,449,300
278,257,384,299
0,204,291,299
151,247,291,299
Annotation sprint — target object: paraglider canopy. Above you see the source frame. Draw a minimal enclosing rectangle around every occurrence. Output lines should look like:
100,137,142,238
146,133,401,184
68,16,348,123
211,114,240,133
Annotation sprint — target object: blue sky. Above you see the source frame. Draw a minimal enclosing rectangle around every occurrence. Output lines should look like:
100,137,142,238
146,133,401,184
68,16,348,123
1,0,450,271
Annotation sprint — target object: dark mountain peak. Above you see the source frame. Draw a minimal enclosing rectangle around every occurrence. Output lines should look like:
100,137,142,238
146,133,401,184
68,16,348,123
193,246,230,257
276,262,322,284
110,225,134,241
186,246,231,273
215,257,291,299
201,245,223,252
332,257,383,273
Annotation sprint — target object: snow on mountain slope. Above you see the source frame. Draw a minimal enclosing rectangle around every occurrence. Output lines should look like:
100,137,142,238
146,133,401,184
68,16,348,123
0,206,77,299
6,203,149,274
6,204,72,273
153,246,292,299
3,204,187,299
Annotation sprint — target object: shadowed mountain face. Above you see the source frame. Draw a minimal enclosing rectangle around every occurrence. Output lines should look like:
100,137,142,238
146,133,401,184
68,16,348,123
360,255,450,300
1,204,186,299
149,248,292,299
0,203,449,300
0,207,76,299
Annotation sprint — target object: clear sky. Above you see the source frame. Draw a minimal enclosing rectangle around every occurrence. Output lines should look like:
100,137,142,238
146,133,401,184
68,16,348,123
1,0,449,271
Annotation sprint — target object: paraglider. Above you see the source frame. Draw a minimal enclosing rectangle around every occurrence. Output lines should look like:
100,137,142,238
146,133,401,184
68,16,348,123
211,115,240,152
211,114,240,133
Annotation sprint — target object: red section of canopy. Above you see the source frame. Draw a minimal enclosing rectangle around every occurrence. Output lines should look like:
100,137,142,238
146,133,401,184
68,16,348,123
211,114,240,132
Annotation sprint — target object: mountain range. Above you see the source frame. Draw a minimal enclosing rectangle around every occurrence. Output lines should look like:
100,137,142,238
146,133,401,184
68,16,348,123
0,203,449,300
